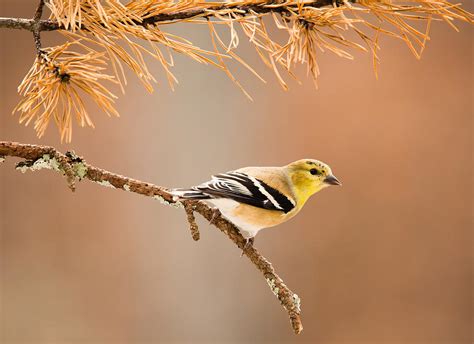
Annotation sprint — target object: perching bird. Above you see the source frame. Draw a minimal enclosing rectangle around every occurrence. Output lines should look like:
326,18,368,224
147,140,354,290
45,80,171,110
171,159,341,247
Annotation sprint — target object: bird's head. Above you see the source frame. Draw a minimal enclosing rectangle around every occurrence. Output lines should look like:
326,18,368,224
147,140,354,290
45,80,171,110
286,159,341,205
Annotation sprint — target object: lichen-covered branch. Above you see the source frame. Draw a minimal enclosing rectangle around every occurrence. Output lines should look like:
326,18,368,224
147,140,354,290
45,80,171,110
0,141,303,334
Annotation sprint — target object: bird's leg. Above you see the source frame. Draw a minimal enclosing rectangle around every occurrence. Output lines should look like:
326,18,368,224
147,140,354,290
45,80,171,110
241,237,255,257
209,207,221,225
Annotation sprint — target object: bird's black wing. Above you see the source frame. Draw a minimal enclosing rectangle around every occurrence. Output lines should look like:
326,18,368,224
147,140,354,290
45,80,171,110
195,172,295,213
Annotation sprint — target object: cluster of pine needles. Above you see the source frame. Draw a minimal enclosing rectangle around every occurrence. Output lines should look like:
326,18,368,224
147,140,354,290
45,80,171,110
13,0,473,142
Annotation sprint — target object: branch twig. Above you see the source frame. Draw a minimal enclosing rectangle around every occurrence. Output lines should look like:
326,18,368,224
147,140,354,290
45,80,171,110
0,0,341,32
0,141,303,334
184,202,200,241
32,0,45,53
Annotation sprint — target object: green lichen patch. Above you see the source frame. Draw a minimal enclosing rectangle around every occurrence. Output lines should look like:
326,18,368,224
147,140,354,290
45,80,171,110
65,151,87,179
292,293,301,312
72,162,88,179
152,195,183,209
266,278,280,297
95,180,115,189
16,154,60,173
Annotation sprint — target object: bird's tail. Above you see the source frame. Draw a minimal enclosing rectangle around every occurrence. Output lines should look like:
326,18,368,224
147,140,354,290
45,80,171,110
169,188,211,200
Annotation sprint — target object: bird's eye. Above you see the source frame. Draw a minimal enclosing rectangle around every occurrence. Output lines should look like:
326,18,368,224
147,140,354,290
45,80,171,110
310,168,319,175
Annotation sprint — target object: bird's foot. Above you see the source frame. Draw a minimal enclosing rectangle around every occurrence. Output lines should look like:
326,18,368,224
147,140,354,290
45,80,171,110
240,237,255,257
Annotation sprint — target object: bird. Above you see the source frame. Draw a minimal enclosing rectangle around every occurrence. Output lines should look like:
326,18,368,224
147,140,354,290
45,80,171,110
171,159,341,249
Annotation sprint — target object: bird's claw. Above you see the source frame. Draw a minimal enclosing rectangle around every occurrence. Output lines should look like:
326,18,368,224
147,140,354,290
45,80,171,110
240,237,255,257
209,207,221,225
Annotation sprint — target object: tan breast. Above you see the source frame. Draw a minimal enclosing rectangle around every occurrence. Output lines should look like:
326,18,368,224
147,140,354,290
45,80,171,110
231,202,300,229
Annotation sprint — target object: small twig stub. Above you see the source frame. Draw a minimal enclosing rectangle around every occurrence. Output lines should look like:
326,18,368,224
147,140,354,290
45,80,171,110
184,202,200,241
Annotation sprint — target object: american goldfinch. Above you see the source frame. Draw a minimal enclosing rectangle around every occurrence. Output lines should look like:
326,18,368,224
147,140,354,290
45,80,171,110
172,159,341,245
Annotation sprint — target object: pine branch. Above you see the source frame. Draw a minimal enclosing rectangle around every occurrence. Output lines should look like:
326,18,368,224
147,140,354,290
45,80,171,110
0,141,303,334
0,0,342,32
4,0,472,141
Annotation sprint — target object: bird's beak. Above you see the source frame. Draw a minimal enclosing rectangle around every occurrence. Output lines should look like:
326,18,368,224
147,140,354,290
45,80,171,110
324,174,342,186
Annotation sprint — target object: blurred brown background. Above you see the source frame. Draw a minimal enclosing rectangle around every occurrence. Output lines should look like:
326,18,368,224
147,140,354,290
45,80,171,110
1,1,472,343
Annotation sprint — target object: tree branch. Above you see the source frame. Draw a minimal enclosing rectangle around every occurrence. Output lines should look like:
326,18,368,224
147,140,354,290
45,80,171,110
0,0,342,32
0,141,303,334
